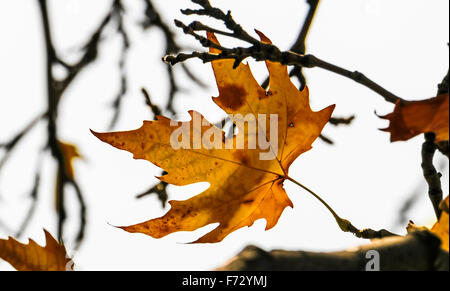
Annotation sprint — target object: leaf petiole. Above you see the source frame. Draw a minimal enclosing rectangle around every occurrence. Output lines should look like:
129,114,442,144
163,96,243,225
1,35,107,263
286,176,397,239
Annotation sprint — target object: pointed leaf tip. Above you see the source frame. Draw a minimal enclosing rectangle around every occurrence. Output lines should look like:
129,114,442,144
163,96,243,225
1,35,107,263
207,32,221,54
90,129,100,138
254,29,272,44
90,129,110,143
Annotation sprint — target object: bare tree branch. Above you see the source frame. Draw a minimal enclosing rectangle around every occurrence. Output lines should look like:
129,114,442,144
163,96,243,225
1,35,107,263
34,0,124,246
141,0,206,116
108,0,130,129
164,0,402,104
217,230,448,271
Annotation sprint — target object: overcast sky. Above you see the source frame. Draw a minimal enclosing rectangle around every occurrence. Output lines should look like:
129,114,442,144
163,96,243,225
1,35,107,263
0,0,448,270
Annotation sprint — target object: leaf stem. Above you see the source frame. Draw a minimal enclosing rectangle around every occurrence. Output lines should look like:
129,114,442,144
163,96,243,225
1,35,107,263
286,176,345,228
286,176,397,239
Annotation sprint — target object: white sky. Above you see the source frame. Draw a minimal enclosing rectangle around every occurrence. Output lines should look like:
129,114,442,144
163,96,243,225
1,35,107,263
0,0,448,270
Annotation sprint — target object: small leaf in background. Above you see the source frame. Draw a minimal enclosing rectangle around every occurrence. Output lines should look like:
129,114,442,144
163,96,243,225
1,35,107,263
0,230,72,271
58,141,82,179
380,93,449,142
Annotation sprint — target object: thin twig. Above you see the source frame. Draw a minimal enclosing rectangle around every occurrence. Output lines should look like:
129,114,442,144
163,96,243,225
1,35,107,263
395,187,422,228
141,88,162,119
16,151,44,237
318,134,334,145
68,179,87,250
0,113,44,173
136,181,169,208
328,115,355,126
262,0,320,90
164,1,403,104
109,0,130,129
141,0,205,116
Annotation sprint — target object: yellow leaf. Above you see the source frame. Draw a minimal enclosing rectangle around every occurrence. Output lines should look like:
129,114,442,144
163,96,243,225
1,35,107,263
92,31,334,243
0,230,72,271
431,196,449,252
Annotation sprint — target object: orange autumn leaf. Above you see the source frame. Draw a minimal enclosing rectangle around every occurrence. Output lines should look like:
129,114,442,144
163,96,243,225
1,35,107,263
380,93,449,142
431,196,449,252
92,31,334,243
0,230,72,271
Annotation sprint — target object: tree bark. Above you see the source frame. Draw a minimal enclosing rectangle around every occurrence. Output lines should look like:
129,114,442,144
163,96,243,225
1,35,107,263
217,230,449,271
